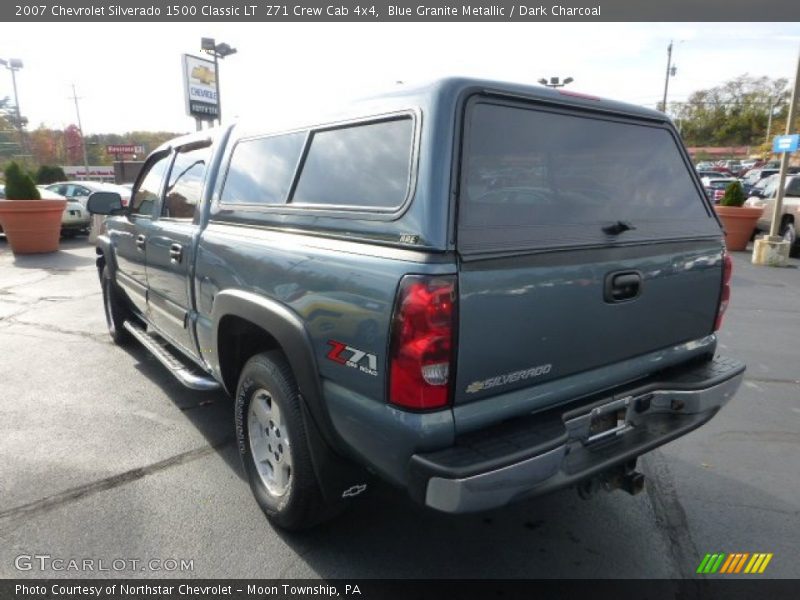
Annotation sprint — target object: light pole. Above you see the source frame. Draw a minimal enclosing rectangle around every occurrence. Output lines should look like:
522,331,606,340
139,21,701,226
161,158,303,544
767,47,800,240
1,58,26,152
201,37,237,126
660,41,679,113
538,76,574,89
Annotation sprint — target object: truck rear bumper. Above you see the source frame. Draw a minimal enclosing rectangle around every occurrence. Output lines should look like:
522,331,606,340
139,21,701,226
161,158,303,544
408,356,745,513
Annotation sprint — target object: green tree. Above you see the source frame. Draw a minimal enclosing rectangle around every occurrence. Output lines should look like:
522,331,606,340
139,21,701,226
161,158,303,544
720,181,746,207
672,75,789,147
3,161,40,199
35,165,67,184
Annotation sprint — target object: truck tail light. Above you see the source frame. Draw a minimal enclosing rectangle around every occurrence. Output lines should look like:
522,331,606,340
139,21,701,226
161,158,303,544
388,275,456,410
714,251,732,331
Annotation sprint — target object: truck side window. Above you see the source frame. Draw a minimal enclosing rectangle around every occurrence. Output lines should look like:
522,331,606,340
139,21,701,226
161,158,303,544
131,154,170,217
220,132,305,205
291,117,413,209
163,144,211,219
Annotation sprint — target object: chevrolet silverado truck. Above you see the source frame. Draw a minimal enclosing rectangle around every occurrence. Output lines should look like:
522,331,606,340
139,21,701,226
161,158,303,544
87,77,745,530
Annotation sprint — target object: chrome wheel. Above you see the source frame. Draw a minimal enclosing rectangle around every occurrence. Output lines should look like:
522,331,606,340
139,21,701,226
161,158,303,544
248,388,292,496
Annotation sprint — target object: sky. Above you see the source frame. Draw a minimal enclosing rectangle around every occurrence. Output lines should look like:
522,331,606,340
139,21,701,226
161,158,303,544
1,22,799,135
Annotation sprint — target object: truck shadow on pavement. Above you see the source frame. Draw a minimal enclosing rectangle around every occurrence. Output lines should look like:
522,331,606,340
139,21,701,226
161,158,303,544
121,342,244,480
265,452,795,579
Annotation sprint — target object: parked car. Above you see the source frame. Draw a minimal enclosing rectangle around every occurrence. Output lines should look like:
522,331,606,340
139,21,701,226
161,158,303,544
46,181,132,207
741,168,779,196
696,170,728,180
747,174,800,256
700,176,738,203
716,160,742,174
86,77,744,530
35,185,91,236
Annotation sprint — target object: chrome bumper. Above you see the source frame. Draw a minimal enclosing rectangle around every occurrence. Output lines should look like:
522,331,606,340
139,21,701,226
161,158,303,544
413,357,745,514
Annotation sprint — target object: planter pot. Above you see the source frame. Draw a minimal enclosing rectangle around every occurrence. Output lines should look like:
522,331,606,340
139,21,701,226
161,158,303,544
0,199,67,254
714,205,763,252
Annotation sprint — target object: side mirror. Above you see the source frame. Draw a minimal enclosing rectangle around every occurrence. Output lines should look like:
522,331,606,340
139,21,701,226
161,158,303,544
87,191,124,215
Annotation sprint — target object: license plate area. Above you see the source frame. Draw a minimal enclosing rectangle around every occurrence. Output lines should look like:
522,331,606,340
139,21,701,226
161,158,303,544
564,395,634,445
587,406,628,443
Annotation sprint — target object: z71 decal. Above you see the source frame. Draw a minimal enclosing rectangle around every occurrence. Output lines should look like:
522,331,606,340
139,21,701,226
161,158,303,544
326,340,379,377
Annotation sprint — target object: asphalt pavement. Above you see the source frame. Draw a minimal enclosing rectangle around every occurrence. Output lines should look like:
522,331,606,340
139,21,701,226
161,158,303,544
0,236,798,579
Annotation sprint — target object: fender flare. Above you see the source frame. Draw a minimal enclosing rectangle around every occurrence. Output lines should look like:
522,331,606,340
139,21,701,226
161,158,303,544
210,289,337,450
94,234,118,277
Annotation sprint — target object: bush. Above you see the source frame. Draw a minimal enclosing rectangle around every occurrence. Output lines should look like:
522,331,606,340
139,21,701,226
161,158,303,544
35,165,67,185
3,162,41,200
720,181,745,207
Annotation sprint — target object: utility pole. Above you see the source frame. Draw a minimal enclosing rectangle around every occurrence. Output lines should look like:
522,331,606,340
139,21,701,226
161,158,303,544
661,40,674,113
768,47,800,239
70,83,90,180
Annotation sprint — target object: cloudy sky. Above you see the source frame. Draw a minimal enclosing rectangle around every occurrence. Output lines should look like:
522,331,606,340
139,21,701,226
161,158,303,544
1,22,798,134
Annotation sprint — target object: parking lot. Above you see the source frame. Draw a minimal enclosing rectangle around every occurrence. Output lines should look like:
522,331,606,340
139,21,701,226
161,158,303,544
0,236,798,579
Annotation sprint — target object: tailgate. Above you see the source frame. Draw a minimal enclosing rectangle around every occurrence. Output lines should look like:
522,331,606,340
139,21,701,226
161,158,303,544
454,241,723,405
453,96,723,408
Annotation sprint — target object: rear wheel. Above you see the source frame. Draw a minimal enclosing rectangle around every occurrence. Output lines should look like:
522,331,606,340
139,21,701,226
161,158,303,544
235,351,329,530
101,265,132,345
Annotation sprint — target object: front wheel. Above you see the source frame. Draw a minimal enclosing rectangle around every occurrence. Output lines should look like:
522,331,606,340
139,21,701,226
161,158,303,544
101,265,132,345
235,351,329,530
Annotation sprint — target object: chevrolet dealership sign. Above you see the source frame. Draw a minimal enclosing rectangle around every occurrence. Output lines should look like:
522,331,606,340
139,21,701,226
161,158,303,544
182,53,218,120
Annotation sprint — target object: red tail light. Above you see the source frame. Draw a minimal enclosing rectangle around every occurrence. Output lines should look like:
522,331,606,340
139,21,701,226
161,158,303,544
388,275,456,410
714,251,733,331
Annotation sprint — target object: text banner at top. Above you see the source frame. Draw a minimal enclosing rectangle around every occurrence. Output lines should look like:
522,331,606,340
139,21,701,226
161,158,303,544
4,0,799,22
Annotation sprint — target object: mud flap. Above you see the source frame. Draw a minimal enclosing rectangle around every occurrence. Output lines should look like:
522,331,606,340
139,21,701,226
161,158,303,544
299,394,372,506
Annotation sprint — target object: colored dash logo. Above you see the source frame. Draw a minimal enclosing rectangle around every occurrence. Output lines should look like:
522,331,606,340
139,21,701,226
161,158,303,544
696,553,773,574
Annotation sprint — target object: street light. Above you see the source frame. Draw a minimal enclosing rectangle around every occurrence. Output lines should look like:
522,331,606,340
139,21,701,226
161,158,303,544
538,76,574,88
0,58,26,148
201,37,237,125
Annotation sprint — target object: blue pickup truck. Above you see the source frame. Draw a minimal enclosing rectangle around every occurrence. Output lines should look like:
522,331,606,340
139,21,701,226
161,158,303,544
88,77,745,530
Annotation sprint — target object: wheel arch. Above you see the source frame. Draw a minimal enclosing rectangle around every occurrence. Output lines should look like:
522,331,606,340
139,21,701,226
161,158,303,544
211,289,370,502
211,290,335,449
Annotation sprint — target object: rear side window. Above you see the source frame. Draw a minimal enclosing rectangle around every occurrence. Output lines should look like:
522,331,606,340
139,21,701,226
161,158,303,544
291,117,413,209
220,132,305,205
459,101,715,253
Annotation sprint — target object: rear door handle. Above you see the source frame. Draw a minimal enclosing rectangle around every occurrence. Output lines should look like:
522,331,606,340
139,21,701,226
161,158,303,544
135,234,146,250
604,271,642,303
169,243,183,263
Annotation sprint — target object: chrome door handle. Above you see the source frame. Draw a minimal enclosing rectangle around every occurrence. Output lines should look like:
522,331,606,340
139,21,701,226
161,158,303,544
169,243,183,263
135,234,146,250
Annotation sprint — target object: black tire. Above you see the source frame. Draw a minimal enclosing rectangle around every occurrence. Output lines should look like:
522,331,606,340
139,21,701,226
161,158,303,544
235,351,329,530
101,265,133,345
780,222,799,258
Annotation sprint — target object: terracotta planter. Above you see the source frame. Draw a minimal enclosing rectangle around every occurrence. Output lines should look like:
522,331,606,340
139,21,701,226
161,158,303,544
0,199,67,254
714,205,763,252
